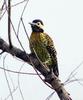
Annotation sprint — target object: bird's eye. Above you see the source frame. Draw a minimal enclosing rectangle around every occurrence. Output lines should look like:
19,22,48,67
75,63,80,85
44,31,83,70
37,22,40,25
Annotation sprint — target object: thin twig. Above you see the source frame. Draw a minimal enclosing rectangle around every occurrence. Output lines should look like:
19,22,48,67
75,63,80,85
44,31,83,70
21,17,29,40
18,63,25,100
73,76,83,86
10,17,27,50
64,60,83,85
4,86,18,100
3,54,13,100
45,91,55,100
0,9,6,20
0,1,5,14
12,0,27,8
0,66,40,75
64,78,83,86
6,66,15,90
0,1,7,20
64,72,77,85
17,0,29,36
1,0,27,11
0,0,5,11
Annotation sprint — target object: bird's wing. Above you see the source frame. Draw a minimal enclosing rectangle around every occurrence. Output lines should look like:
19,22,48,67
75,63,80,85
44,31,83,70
43,33,57,57
41,33,59,76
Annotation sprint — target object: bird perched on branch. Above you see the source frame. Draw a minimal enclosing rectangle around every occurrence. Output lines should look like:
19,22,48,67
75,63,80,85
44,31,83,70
29,19,59,77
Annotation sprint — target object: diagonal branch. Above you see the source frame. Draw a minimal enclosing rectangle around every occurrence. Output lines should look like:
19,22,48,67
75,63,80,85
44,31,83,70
0,38,72,100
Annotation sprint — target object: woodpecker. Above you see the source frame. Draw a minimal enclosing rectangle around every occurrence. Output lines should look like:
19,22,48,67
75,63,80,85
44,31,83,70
29,19,59,77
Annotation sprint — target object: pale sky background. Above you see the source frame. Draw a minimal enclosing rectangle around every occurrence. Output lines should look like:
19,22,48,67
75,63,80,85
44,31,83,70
0,0,83,100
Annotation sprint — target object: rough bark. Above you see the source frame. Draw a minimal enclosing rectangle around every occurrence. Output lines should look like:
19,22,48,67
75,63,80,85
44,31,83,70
0,38,72,100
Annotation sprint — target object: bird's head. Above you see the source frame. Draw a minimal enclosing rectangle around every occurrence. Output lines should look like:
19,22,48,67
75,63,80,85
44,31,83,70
29,19,44,32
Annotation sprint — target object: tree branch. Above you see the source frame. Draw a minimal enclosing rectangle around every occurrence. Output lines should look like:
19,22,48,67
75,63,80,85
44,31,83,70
8,0,12,48
0,38,72,100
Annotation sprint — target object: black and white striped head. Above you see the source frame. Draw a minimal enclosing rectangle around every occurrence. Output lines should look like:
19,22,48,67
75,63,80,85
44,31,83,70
29,19,44,32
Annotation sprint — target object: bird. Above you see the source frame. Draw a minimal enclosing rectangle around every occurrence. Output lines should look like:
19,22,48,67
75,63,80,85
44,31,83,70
29,19,59,77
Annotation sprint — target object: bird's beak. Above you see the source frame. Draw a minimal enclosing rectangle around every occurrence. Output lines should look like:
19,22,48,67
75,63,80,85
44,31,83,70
29,22,36,26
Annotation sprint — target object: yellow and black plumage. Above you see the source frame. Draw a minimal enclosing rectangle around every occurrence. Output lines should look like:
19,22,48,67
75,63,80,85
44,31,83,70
29,19,59,77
